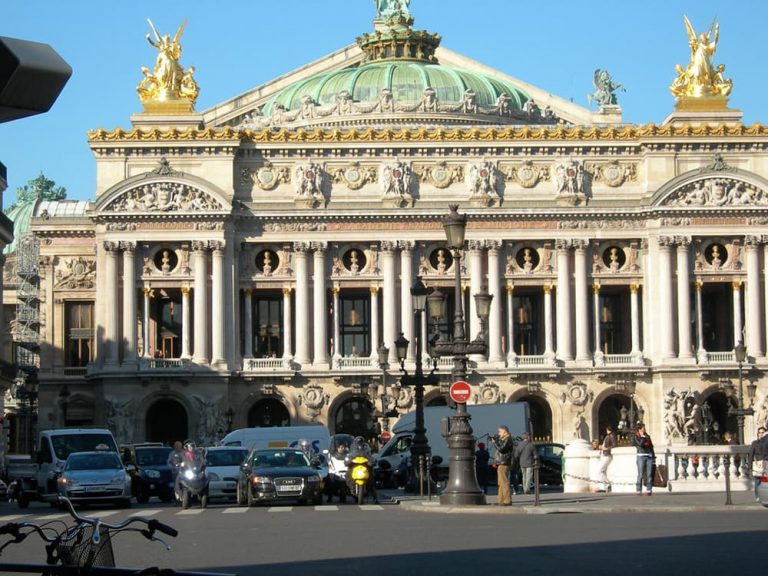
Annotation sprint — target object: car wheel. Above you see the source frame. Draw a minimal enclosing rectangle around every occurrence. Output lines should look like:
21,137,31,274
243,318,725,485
120,498,132,509
136,486,149,504
236,482,245,506
200,492,208,509
181,490,191,510
246,486,255,507
357,486,364,506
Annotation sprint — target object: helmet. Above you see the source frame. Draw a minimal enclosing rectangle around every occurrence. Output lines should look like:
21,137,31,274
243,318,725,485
299,439,311,452
183,440,196,451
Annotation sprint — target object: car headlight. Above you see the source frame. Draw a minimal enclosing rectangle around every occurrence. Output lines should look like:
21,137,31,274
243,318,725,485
208,472,220,481
145,470,161,479
183,469,195,480
307,474,321,483
111,476,125,484
58,477,78,487
251,476,272,484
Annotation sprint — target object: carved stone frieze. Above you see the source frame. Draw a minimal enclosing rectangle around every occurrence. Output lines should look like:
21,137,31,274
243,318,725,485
561,381,593,408
55,257,96,289
585,160,637,187
379,160,414,207
467,161,500,206
472,381,505,404
263,222,327,232
557,219,640,230
294,162,325,207
553,159,588,204
331,163,377,190
412,161,463,189
298,383,329,422
502,161,550,189
244,162,291,191
106,182,222,212
663,177,767,207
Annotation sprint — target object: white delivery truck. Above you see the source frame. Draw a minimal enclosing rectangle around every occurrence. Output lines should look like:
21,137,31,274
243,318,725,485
220,425,330,454
376,403,529,482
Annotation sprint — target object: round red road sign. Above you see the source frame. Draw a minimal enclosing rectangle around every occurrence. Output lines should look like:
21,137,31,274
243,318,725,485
449,381,472,404
380,431,392,443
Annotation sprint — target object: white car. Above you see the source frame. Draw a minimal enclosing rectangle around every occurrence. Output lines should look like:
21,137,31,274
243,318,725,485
205,446,249,501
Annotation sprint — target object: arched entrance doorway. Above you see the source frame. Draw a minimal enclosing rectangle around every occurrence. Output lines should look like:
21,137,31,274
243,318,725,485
334,397,375,439
703,391,730,444
247,398,290,427
146,399,188,446
517,395,553,441
597,394,643,440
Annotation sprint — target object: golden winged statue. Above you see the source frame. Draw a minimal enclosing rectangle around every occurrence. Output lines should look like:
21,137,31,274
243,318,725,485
137,18,199,110
670,15,732,100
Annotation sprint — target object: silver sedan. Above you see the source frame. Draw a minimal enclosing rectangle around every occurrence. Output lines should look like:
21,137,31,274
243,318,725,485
57,451,132,507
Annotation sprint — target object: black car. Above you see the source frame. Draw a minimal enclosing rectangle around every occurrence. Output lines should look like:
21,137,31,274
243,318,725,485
236,448,324,506
125,444,174,503
535,443,565,486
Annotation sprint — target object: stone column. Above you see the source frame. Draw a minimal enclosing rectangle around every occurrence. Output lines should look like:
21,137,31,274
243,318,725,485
486,240,503,363
676,237,693,360
695,279,706,360
192,241,209,365
556,240,573,361
573,240,590,362
745,236,763,358
211,241,226,367
399,242,415,361
332,286,341,363
181,287,192,359
381,242,398,363
733,280,743,346
282,287,293,363
121,242,137,366
243,289,253,359
506,284,516,364
293,243,311,367
543,284,554,358
630,283,642,356
312,242,329,367
142,286,153,359
468,240,484,345
370,286,380,360
103,241,120,366
658,236,676,360
593,283,603,364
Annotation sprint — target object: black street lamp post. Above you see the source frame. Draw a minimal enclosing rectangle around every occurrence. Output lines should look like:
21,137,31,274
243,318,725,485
395,277,443,494
732,343,755,445
433,204,493,506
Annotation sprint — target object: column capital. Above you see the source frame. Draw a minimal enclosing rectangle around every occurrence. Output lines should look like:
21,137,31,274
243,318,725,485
311,241,327,253
370,286,380,296
381,240,397,253
657,235,675,248
243,288,252,296
397,240,413,252
143,287,155,298
293,241,311,254
695,277,704,290
331,285,341,296
745,235,762,248
181,286,191,295
543,284,553,295
282,286,292,297
630,282,640,294
732,279,743,290
191,240,208,253
555,238,572,251
485,239,502,252
572,238,589,251
506,283,514,294
103,240,121,252
592,282,601,295
209,240,225,253
120,241,137,252
468,239,484,251
674,235,691,248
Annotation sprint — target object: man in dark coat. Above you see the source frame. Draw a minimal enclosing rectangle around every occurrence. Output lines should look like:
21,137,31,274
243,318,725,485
491,426,515,505
515,433,536,494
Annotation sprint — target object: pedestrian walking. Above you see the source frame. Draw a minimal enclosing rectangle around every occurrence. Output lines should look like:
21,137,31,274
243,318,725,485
515,432,536,495
475,442,490,494
491,426,515,506
748,426,766,501
632,422,655,495
598,425,617,492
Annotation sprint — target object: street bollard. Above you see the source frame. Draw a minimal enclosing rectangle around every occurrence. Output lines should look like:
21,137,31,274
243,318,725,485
724,454,732,506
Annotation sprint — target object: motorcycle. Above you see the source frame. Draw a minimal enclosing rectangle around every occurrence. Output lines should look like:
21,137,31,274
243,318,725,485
175,452,209,510
346,453,371,505
325,434,354,503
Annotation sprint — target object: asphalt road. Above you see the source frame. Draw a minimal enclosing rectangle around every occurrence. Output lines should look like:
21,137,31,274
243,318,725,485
1,499,765,576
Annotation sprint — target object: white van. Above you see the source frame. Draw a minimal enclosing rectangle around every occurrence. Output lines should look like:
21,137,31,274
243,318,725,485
220,426,330,454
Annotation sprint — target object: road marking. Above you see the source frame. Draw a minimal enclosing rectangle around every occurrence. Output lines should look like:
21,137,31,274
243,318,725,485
130,509,161,517
315,505,338,511
37,513,68,520
267,507,293,512
176,509,204,515
359,505,384,511
90,511,119,518
222,507,249,514
1,514,29,521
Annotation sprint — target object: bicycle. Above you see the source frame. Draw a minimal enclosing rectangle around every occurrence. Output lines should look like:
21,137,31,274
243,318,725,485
0,496,236,576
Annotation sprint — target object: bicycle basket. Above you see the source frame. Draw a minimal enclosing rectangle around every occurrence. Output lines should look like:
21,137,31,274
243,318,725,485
56,524,115,569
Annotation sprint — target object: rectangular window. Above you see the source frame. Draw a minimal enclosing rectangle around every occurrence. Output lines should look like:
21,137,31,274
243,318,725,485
65,301,94,367
513,293,543,356
254,295,283,357
157,296,182,358
340,293,370,357
598,291,632,354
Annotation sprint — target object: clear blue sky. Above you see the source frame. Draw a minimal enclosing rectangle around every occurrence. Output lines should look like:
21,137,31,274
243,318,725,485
1,0,765,205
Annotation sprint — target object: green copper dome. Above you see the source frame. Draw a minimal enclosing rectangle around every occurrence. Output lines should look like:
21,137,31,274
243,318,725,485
261,61,530,117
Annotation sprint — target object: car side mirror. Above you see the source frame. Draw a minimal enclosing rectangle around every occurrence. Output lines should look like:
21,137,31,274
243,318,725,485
125,463,136,473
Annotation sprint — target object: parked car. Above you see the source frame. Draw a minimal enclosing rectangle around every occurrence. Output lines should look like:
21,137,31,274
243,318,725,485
535,443,565,486
126,444,174,503
205,446,249,501
758,474,768,508
236,448,323,506
56,450,132,507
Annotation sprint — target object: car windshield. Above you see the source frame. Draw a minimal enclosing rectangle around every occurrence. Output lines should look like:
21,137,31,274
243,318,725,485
51,434,118,460
66,453,122,471
135,447,172,466
250,450,309,469
207,449,248,467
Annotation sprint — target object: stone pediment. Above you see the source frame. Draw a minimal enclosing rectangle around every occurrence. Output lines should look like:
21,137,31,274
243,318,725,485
653,162,768,209
104,180,223,213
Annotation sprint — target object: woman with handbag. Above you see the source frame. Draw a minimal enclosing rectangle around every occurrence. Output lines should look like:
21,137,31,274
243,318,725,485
632,422,655,496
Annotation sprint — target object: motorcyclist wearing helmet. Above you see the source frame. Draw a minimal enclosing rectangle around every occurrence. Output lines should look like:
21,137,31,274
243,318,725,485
174,440,205,501
346,436,379,504
326,436,351,503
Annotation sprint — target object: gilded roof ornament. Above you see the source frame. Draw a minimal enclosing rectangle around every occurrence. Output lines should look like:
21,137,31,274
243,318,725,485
137,19,199,114
670,16,732,110
374,0,413,27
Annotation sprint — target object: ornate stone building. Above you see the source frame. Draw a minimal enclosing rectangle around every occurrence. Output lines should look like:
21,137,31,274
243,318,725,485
6,5,768,449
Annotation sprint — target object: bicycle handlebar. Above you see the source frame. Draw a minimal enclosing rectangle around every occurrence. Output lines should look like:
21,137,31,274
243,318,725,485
55,497,178,537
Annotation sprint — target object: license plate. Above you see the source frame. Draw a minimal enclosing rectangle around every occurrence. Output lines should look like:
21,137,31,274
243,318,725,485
225,482,235,489
85,486,104,493
277,485,300,492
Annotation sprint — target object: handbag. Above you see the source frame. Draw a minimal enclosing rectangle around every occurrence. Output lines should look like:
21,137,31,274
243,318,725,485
652,464,668,488
752,460,765,476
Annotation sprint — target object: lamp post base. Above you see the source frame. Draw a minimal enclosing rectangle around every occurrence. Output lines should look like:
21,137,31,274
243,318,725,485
439,412,486,506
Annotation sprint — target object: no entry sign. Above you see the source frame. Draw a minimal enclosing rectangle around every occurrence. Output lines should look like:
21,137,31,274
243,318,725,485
449,381,471,404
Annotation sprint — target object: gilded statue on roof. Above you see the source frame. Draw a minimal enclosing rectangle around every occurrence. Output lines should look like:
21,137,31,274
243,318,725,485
374,0,411,21
137,19,199,109
670,16,732,100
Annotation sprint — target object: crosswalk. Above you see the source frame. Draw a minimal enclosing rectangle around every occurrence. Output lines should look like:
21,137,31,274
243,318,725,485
2,504,388,522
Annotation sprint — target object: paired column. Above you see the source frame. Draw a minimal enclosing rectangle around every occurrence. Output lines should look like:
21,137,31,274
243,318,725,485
370,286,380,360
630,283,642,356
142,287,153,359
121,242,137,366
695,279,706,358
312,243,329,367
573,240,590,361
676,238,693,360
506,285,516,364
103,241,120,366
332,286,341,362
243,289,253,359
543,284,555,357
399,242,415,361
282,287,293,362
468,240,484,345
487,241,504,363
293,243,311,366
381,242,398,363
745,236,763,358
211,241,226,367
181,287,192,359
657,236,676,359
192,241,209,364
592,283,602,360
555,240,573,361
733,280,743,347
